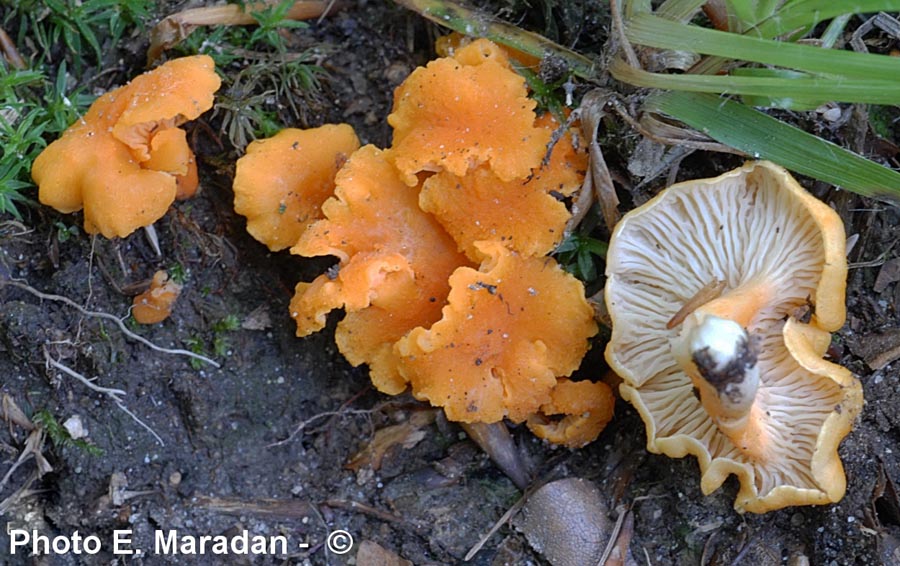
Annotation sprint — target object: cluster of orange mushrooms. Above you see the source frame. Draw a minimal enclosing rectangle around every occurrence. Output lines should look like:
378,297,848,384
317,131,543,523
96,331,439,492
31,42,863,512
233,38,614,448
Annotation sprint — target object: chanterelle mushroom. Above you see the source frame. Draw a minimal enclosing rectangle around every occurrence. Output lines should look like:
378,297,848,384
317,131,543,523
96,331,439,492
605,160,862,513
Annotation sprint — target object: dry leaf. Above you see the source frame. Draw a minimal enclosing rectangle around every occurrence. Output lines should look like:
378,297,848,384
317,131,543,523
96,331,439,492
355,540,412,566
345,410,436,471
148,1,341,63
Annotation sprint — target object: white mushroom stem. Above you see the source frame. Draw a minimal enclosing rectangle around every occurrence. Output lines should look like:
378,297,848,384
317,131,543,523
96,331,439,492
674,312,769,460
688,315,760,418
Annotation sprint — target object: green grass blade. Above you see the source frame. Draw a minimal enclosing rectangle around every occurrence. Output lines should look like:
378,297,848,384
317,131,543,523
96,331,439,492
644,91,900,198
654,0,707,20
753,0,900,37
611,58,900,104
626,13,900,81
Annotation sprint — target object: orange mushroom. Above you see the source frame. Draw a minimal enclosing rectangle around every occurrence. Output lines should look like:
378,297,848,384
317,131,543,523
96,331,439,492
396,240,598,423
605,161,862,512
387,38,551,186
419,113,587,260
526,379,615,449
233,125,360,251
132,270,182,324
290,145,470,393
32,55,220,238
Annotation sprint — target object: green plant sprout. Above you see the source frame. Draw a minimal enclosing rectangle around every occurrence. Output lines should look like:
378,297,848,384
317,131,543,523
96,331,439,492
32,409,103,456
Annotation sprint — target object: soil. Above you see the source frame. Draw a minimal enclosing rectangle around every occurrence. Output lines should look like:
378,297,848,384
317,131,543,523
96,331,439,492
2,2,899,566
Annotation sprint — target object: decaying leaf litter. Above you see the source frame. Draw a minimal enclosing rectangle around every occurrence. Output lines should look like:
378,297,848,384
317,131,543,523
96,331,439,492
2,1,900,564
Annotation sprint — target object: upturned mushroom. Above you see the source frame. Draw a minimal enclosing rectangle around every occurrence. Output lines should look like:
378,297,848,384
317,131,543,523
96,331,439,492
604,160,862,513
32,55,220,238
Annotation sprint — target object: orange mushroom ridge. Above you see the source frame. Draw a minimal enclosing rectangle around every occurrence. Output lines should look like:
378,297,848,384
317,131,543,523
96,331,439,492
234,125,360,251
419,113,587,261
526,379,616,449
289,145,470,394
396,241,598,424
132,270,182,324
604,161,862,513
32,55,220,238
387,38,551,186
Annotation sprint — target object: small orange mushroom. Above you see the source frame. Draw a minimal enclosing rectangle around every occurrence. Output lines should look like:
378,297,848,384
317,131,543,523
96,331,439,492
132,270,182,324
526,379,615,449
233,125,360,251
32,55,220,238
387,38,551,185
290,145,470,393
396,240,598,423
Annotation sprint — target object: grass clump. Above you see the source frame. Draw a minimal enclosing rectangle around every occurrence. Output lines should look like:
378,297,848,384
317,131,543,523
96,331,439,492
0,0,154,219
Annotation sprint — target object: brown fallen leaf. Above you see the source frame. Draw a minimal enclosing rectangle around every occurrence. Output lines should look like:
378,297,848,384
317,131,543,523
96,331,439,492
345,410,436,471
1,394,34,431
147,1,343,64
874,258,900,293
355,540,413,566
849,329,900,370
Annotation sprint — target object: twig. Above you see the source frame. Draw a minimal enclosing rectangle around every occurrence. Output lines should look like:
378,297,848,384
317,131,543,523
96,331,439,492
1,279,219,367
268,408,374,448
597,504,631,566
44,348,165,446
395,0,596,79
0,429,50,493
610,0,640,68
464,491,528,561
324,499,408,525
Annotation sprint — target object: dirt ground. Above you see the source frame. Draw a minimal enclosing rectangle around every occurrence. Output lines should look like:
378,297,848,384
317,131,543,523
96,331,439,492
2,2,900,565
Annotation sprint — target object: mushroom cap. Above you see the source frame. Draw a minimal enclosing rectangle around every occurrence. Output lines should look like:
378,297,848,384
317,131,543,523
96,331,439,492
32,55,220,238
526,379,615,448
233,125,360,251
132,270,182,324
387,38,551,185
418,113,586,260
604,160,860,512
396,240,598,423
289,145,468,393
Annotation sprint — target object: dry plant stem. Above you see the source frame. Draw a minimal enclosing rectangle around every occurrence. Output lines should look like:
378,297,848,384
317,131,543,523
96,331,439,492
1,394,34,431
0,430,50,493
609,0,640,68
580,90,622,233
44,348,165,446
0,471,41,515
0,279,219,367
394,0,596,78
666,279,726,329
596,504,632,566
324,499,407,525
0,27,25,70
267,408,374,448
625,104,746,155
464,490,527,561
148,1,342,63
